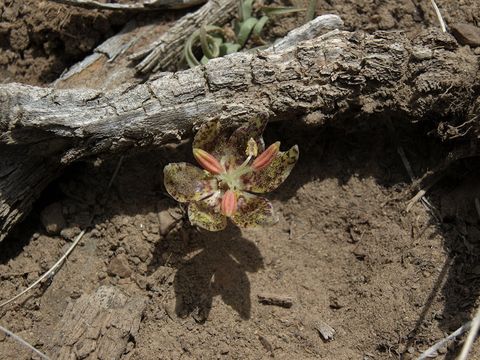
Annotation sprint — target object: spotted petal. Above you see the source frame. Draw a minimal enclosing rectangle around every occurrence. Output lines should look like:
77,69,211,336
188,193,227,231
242,145,299,193
231,193,278,228
192,120,228,158
227,117,267,164
164,162,217,203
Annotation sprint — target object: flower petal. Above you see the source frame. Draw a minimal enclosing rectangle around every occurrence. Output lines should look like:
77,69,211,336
242,145,299,193
192,120,228,158
188,195,227,231
231,193,278,228
164,162,217,203
227,117,267,164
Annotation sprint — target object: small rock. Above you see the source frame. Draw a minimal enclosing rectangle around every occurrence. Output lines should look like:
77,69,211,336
329,296,345,309
451,23,480,47
98,271,107,280
437,344,448,354
41,202,67,235
107,254,132,278
60,227,81,241
9,25,29,51
313,320,336,341
158,209,177,235
219,344,229,355
258,335,273,354
70,290,82,299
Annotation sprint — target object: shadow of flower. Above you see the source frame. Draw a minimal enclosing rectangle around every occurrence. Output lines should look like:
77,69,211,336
149,224,264,321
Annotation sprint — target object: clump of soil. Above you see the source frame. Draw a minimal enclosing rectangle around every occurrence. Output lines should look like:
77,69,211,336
0,0,129,84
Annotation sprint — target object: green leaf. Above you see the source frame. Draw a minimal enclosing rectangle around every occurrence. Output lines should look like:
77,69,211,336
220,42,241,56
260,6,306,16
184,30,201,68
237,17,258,48
184,26,225,68
239,0,255,21
305,0,317,22
252,15,269,37
200,27,222,59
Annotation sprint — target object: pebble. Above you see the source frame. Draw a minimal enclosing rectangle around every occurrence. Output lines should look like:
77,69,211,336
60,226,81,241
451,23,480,47
107,254,132,278
158,209,177,235
40,202,67,235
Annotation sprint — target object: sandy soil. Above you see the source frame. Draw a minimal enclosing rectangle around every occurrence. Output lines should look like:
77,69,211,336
1,1,480,359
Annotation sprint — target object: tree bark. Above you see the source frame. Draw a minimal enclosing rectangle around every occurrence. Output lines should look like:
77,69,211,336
130,0,238,73
49,0,206,11
0,18,479,241
47,286,146,359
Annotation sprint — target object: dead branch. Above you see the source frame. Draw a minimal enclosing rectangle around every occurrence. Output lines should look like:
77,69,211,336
0,20,479,242
49,0,206,11
130,0,238,73
47,286,146,359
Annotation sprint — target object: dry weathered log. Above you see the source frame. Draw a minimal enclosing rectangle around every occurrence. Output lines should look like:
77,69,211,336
47,286,146,360
2,28,478,154
0,20,479,242
49,0,206,11
130,0,238,73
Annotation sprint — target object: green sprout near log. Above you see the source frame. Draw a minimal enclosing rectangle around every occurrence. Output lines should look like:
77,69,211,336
163,118,299,231
184,0,313,68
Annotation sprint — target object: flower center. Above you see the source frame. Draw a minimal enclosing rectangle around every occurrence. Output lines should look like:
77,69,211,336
217,154,253,191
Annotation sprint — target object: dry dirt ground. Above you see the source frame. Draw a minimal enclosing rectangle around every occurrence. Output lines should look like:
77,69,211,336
1,1,480,359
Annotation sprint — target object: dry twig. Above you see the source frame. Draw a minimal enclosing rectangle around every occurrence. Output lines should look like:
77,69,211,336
49,0,205,11
0,324,51,360
0,156,124,308
430,0,447,33
458,307,480,360
417,321,472,359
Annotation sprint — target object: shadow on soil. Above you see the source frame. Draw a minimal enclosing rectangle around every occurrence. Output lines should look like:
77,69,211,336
1,117,480,357
148,225,264,321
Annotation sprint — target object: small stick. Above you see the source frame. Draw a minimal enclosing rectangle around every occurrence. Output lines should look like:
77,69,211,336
417,321,472,359
458,306,480,360
257,293,293,308
0,156,124,308
0,229,86,308
0,324,51,360
430,0,447,33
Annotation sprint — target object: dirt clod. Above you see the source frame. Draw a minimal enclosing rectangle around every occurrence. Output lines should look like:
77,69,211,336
107,254,132,278
40,202,66,235
451,23,480,47
60,226,81,241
